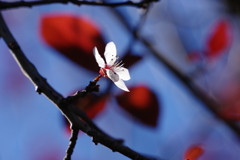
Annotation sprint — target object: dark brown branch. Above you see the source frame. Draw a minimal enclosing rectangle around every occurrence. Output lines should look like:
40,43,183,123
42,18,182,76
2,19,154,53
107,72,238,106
65,78,124,144
0,12,155,160
68,104,124,144
64,126,79,160
65,75,102,104
0,0,159,10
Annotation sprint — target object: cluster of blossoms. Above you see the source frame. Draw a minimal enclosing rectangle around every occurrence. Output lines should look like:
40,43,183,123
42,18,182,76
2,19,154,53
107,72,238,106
93,42,130,92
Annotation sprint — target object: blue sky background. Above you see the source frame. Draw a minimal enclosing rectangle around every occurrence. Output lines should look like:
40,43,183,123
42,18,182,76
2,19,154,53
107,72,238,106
0,0,240,160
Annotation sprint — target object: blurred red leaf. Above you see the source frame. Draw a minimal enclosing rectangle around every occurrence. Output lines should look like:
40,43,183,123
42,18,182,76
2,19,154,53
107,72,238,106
40,13,106,72
219,105,240,121
73,94,107,119
184,145,204,160
63,93,107,134
122,54,142,69
217,81,240,121
206,20,231,58
116,85,159,127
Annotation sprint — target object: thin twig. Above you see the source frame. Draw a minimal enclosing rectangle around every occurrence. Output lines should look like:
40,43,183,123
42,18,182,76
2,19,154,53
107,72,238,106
0,0,159,10
64,126,79,160
0,12,155,160
65,80,100,104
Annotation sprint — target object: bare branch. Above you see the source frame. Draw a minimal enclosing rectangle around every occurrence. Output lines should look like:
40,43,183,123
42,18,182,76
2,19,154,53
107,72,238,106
65,79,124,144
0,12,155,160
0,0,159,10
64,126,79,160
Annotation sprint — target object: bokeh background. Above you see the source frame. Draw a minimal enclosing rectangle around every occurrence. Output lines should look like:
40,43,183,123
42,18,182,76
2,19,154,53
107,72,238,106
1,0,240,160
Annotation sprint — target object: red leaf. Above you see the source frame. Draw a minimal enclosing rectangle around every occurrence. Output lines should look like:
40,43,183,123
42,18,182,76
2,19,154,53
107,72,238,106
116,85,159,127
40,13,106,72
122,54,142,68
219,105,240,121
73,94,107,119
217,82,240,121
206,20,231,58
184,145,204,160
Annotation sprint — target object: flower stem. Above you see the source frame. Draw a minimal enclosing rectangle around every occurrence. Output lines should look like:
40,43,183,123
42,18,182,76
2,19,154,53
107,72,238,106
93,75,102,83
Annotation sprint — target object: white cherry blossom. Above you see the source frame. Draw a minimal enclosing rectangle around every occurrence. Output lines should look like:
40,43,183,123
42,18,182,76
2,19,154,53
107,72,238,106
93,42,130,92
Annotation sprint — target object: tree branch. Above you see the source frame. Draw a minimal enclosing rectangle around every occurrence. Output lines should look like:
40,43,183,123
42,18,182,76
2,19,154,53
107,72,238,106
0,12,155,160
64,126,79,160
0,0,159,10
65,79,124,144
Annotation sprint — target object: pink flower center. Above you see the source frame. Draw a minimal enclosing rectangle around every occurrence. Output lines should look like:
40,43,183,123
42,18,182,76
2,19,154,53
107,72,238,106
99,68,107,78
104,64,112,69
99,64,114,78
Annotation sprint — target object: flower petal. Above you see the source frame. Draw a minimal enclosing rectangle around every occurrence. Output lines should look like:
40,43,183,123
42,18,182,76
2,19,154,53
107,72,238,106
93,47,105,68
115,67,130,81
106,69,119,82
114,79,130,92
104,42,117,65
106,69,129,92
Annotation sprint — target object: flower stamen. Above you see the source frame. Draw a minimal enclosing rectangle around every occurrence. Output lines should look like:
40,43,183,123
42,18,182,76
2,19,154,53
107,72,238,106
114,60,122,67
